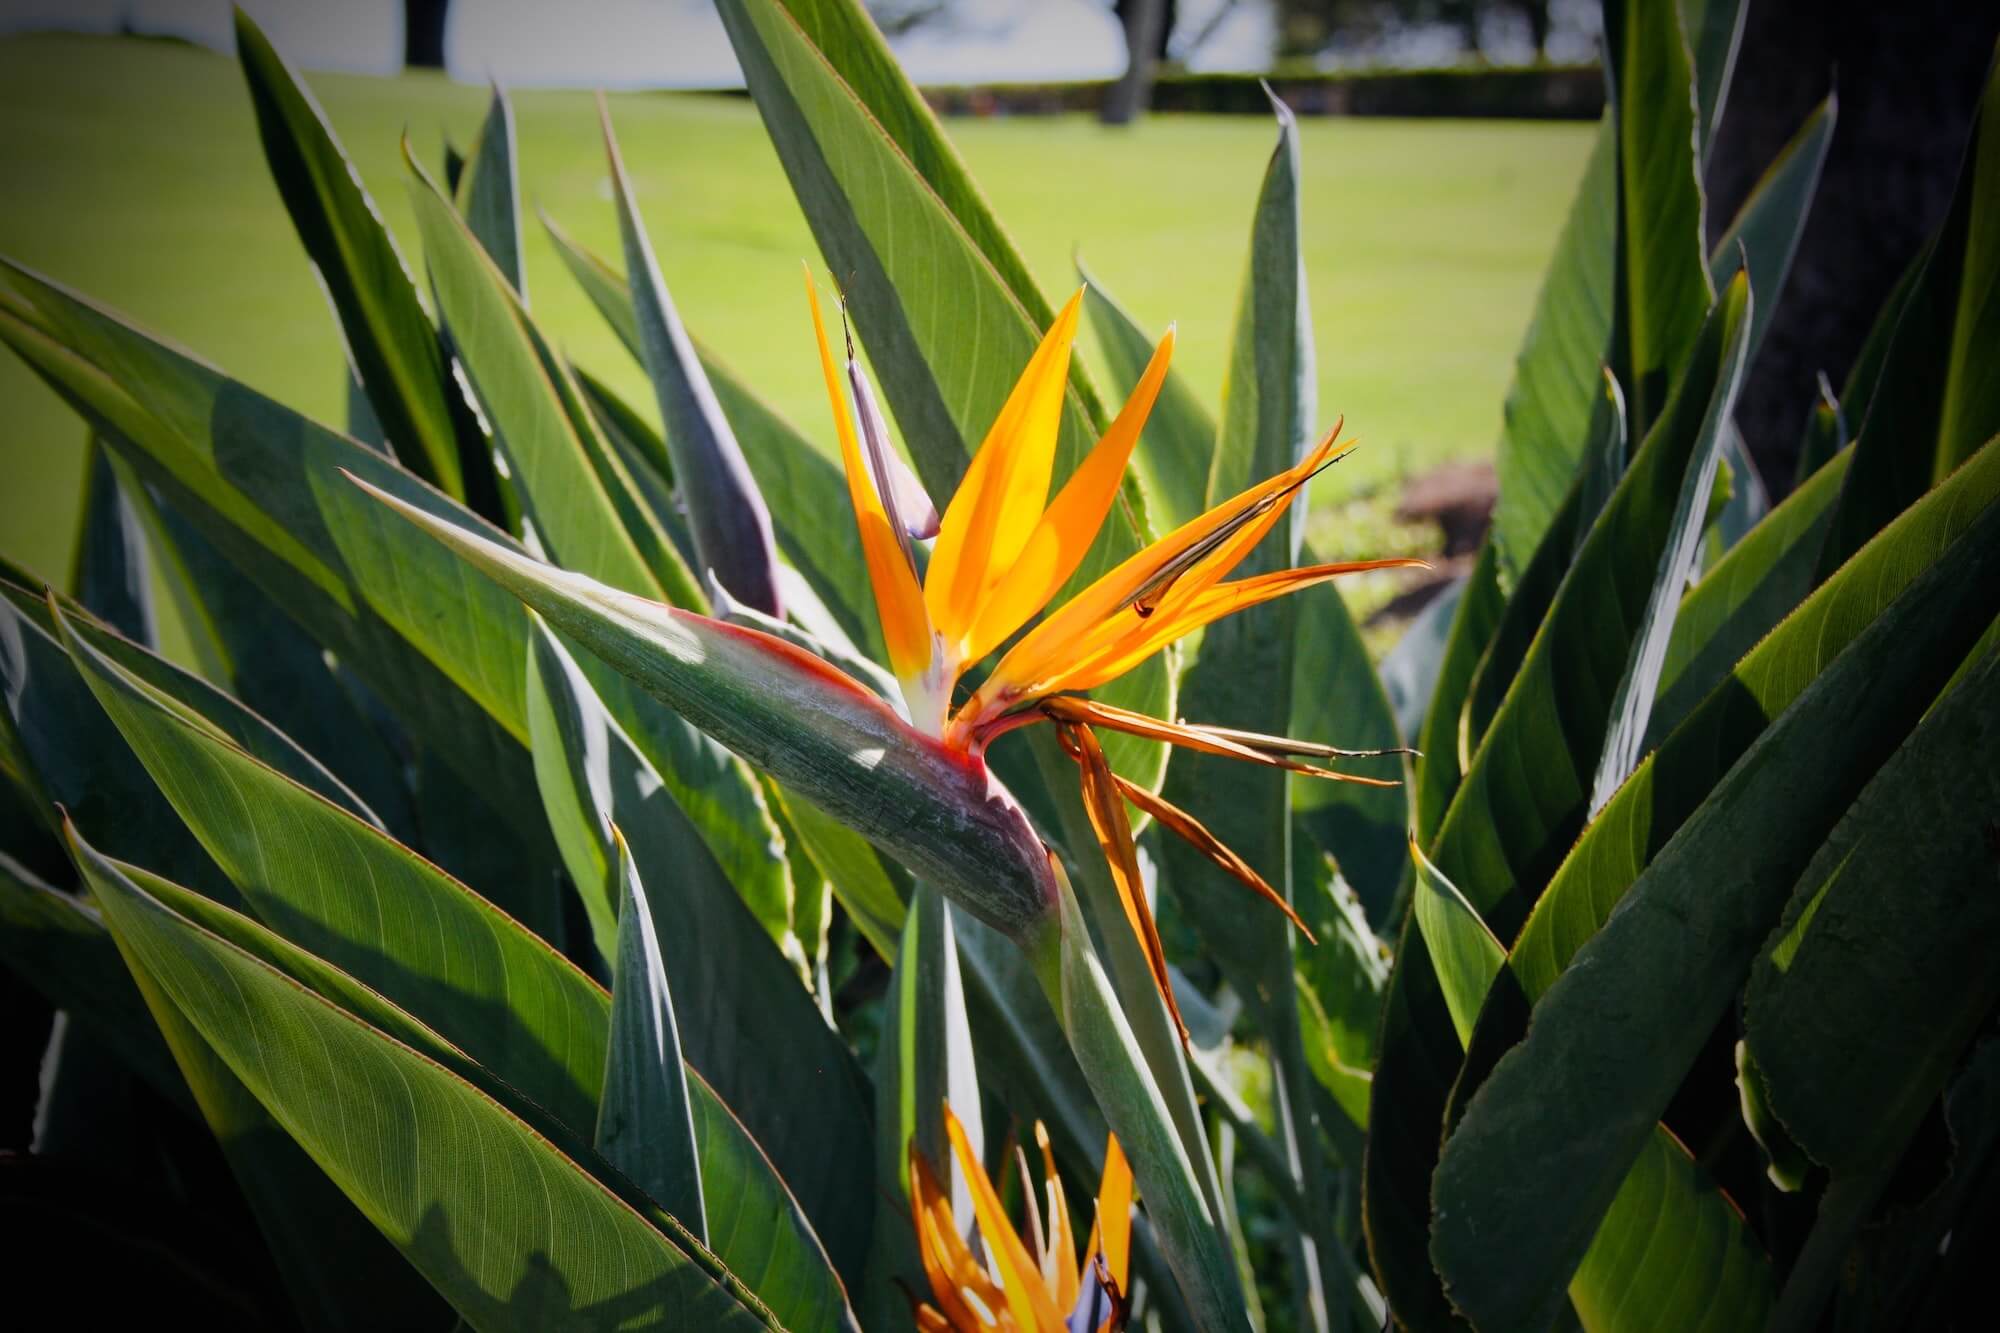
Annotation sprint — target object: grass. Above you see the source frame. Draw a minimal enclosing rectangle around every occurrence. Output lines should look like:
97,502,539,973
0,32,1592,629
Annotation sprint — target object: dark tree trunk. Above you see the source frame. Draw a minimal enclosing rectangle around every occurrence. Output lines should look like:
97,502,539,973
405,0,450,70
1519,0,1551,60
1102,0,1174,125
1704,0,1998,491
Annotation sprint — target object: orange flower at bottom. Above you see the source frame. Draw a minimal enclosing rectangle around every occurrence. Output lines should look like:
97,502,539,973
911,1105,1132,1333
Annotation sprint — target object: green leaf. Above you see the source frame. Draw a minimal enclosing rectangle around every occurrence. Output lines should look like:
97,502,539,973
1378,574,1462,744
1707,95,1837,367
1039,862,1251,1333
1589,283,1754,809
84,849,451,1333
1404,845,1775,1332
525,615,622,966
1559,1131,1773,1332
1427,480,2000,1332
778,790,908,962
1490,117,1615,583
57,605,608,1130
1290,569,1408,925
71,436,154,644
112,461,421,847
1814,1037,2000,1327
1407,842,1503,1047
1790,371,1846,489
0,584,233,901
542,217,882,660
522,614,875,1284
760,0,1076,354
1567,368,1630,558
1436,272,1751,927
862,886,982,1330
1291,857,1387,1133
49,601,383,827
1159,97,1371,1330
1512,433,2000,1010
574,362,698,569
1078,260,1214,531
598,831,707,1242
1681,0,1746,158
1819,50,2000,572
1744,647,2000,1178
0,850,186,1111
0,260,545,839
544,209,643,352
1367,276,1751,1326
1647,446,1848,745
1410,542,1503,846
63,619,861,1329
1605,0,1714,438
403,144,698,609
71,828,778,1332
232,9,464,496
455,85,524,297
600,101,783,617
1734,1041,1807,1191
1464,472,1584,764
715,0,1170,790
4,254,807,967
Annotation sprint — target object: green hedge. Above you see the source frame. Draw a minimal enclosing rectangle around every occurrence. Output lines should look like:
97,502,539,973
915,64,1604,120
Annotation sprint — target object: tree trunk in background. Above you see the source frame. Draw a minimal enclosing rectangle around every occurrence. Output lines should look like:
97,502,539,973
405,0,450,70
1103,0,1173,125
1704,0,1998,492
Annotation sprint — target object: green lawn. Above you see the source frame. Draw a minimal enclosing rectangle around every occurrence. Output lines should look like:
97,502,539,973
0,32,1592,605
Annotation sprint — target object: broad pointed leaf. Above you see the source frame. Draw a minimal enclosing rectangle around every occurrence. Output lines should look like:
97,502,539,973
456,85,524,297
0,850,185,1110
403,145,697,608
601,102,783,616
1078,262,1213,531
1159,98,1369,1331
73,831,777,1332
71,437,154,644
543,217,881,658
1368,274,1750,1326
1428,466,2000,1331
1745,649,2000,1179
233,9,464,496
1490,118,1615,582
598,833,707,1241
523,614,875,1283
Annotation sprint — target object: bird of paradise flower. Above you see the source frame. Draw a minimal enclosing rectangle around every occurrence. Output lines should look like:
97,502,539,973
804,273,1422,1035
910,1104,1134,1333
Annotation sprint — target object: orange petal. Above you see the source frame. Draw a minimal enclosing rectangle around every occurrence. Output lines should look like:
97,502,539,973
945,1102,1066,1332
974,429,1347,712
1036,1123,1080,1312
957,326,1176,667
927,290,1085,660
1041,555,1428,702
1061,723,1187,1042
910,1147,1005,1331
1040,694,1403,789
1111,772,1316,941
1084,1133,1134,1296
805,269,935,686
